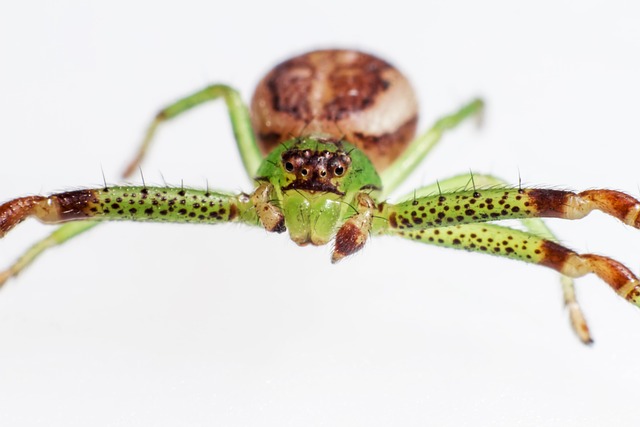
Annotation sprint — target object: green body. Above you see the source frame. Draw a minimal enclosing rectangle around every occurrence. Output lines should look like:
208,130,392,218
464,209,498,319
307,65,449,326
255,138,381,246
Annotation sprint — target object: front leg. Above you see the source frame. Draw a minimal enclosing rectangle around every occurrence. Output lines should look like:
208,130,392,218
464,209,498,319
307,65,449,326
0,183,287,286
0,186,259,238
382,188,640,230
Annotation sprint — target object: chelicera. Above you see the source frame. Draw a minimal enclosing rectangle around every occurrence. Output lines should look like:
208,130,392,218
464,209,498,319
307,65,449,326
1,49,639,344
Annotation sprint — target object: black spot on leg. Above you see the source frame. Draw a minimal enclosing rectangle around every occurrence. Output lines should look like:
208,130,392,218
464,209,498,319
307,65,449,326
389,212,398,228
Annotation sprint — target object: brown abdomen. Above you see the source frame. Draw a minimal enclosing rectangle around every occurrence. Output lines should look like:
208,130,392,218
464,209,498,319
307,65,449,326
250,49,419,171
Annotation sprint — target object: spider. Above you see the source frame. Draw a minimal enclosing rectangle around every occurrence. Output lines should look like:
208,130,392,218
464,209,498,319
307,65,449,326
1,49,639,344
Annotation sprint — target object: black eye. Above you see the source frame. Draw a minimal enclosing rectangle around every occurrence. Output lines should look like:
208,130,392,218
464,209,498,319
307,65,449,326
285,162,294,172
301,168,308,176
334,166,344,176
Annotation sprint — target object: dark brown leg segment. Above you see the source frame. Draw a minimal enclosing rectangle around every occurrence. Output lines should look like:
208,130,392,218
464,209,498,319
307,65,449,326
540,241,640,305
0,191,95,237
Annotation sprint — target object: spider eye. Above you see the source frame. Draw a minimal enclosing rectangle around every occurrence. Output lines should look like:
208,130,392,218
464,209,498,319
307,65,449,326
301,168,308,176
285,161,294,172
334,166,344,176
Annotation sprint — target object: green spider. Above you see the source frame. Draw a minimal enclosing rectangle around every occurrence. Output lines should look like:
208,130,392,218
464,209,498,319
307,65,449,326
2,49,640,344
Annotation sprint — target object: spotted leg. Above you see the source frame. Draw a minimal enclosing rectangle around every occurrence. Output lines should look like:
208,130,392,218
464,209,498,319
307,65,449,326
381,187,640,231
0,186,266,240
376,187,640,313
387,222,637,339
394,173,592,343
0,84,261,286
0,185,268,288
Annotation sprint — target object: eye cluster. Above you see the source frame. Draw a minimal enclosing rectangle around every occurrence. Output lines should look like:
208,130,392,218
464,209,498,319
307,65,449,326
282,149,351,181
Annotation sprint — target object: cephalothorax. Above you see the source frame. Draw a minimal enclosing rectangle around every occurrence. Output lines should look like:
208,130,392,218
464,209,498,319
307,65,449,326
2,49,640,344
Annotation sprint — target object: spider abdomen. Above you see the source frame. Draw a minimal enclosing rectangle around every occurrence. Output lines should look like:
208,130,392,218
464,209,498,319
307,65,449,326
250,49,418,171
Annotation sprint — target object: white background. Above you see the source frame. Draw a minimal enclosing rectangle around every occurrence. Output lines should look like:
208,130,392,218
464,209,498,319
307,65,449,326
1,1,640,426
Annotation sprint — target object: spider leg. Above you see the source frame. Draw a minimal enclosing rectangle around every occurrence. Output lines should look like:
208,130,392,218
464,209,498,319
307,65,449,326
1,85,261,286
382,187,640,231
123,84,262,179
0,186,262,237
0,186,261,287
376,186,640,316
385,222,634,342
379,98,484,198
0,221,99,286
394,173,591,343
